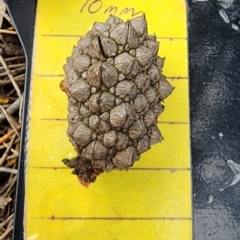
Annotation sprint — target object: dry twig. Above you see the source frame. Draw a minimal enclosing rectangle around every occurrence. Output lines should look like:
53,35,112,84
0,2,25,239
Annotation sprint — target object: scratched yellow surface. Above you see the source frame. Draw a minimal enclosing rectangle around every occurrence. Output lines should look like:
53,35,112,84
25,0,191,239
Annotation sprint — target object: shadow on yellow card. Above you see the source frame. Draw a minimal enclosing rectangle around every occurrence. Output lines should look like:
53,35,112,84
25,0,191,239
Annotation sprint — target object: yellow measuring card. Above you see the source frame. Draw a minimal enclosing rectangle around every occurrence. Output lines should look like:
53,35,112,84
25,0,191,239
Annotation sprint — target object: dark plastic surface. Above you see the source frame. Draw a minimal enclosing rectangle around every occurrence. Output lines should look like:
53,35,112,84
188,1,240,239
4,0,36,239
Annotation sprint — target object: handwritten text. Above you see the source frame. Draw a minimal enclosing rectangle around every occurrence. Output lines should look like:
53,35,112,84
80,0,143,17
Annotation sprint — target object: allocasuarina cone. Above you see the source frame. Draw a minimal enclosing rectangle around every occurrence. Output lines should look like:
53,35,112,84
60,14,174,187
